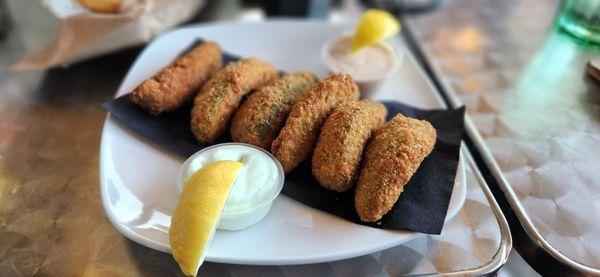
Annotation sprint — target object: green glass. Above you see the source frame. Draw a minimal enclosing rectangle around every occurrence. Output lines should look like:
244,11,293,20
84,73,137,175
558,0,600,44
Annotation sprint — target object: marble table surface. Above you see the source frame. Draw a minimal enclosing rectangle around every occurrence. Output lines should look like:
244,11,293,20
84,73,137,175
405,0,600,275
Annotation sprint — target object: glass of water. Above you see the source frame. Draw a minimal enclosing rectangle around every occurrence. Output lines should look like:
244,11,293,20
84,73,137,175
557,0,600,44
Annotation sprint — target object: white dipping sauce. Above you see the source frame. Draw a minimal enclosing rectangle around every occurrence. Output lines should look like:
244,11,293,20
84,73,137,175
326,35,397,79
182,144,280,214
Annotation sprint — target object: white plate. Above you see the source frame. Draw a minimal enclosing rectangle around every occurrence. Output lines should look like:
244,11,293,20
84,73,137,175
99,20,467,265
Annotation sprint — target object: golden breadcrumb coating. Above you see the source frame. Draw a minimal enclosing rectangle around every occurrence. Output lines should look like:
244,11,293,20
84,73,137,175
230,71,318,149
312,100,387,192
355,114,437,222
271,73,359,173
190,57,278,144
132,42,222,115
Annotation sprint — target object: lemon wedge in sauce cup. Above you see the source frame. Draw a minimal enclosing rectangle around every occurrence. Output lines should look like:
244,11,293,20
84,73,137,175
351,9,401,52
322,9,403,96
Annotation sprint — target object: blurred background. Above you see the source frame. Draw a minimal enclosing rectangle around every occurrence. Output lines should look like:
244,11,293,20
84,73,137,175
0,0,445,67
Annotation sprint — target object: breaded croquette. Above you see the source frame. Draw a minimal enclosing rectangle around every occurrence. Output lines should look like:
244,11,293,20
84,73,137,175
271,73,360,173
230,72,318,149
355,114,437,222
312,100,387,192
132,42,222,115
191,57,278,144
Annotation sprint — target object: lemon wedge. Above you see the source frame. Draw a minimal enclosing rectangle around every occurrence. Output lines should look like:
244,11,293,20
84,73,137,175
169,160,243,276
351,9,401,52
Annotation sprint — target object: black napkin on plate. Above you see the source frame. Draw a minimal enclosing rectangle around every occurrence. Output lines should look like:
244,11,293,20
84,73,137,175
102,40,465,234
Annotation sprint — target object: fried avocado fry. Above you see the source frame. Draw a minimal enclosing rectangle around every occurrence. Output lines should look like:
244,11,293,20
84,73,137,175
132,42,222,115
191,57,278,144
355,114,437,222
271,73,360,173
230,72,318,149
312,100,387,192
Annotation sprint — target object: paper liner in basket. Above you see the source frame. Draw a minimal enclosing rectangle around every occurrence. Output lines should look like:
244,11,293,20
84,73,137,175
12,0,205,70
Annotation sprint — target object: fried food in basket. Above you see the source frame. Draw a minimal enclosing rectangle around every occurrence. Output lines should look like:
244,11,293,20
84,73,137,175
132,42,222,115
191,57,278,144
78,0,122,13
312,100,387,192
355,114,436,222
271,73,359,173
230,71,318,149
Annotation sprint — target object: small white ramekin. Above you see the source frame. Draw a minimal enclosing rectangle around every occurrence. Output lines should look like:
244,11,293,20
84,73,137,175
321,32,404,97
176,143,285,231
